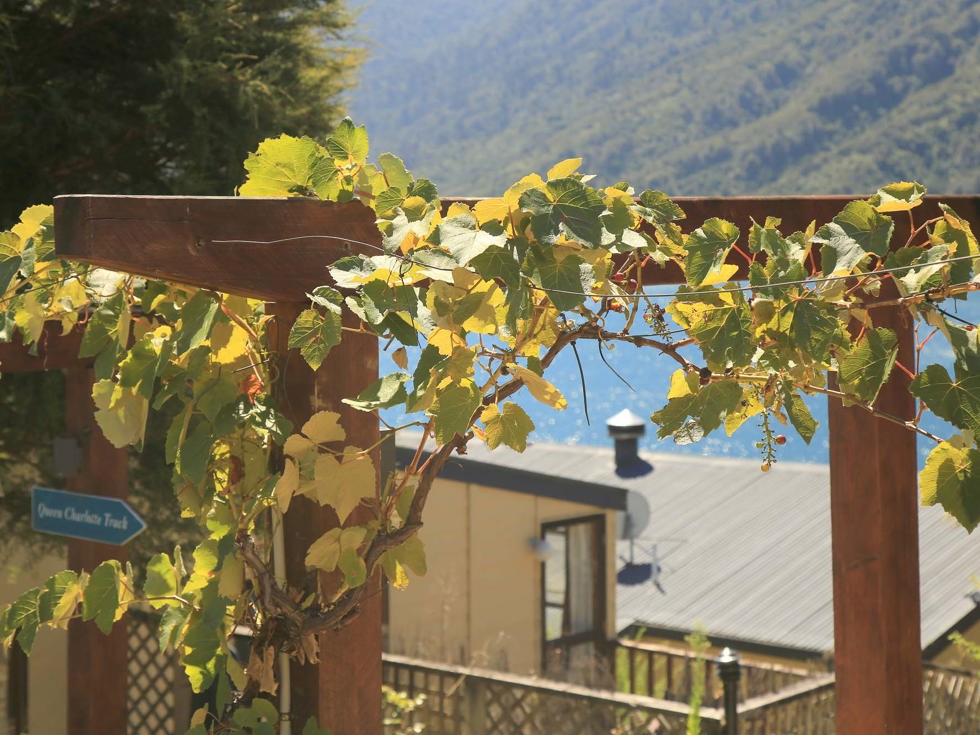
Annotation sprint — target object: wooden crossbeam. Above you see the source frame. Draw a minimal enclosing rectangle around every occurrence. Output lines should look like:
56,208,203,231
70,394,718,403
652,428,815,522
0,323,85,372
54,195,381,302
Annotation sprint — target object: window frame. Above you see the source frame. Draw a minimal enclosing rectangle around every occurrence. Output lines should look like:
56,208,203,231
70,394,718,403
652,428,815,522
539,513,607,671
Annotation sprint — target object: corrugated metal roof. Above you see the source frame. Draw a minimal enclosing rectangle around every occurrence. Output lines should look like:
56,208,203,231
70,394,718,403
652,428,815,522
397,433,980,655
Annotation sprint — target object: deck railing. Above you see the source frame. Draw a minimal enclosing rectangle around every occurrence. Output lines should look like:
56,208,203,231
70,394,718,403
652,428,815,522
615,637,819,704
383,653,980,735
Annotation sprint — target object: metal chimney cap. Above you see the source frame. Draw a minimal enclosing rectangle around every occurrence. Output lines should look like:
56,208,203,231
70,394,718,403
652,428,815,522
606,408,646,438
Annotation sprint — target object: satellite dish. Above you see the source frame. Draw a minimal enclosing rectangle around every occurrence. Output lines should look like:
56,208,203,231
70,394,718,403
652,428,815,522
616,491,650,541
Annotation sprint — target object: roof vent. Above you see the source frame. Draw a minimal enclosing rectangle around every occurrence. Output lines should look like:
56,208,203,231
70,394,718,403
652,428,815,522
606,409,652,477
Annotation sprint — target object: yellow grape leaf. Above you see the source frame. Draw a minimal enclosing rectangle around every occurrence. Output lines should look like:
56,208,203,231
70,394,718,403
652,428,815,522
503,173,546,208
209,321,251,368
725,390,761,436
51,578,84,629
302,411,346,444
305,528,341,570
481,402,535,452
275,459,300,513
12,204,53,243
399,229,422,255
428,327,467,356
53,278,88,315
315,449,375,523
218,555,244,599
506,364,567,409
547,158,583,180
667,369,695,399
871,182,926,213
445,202,471,219
92,380,149,447
13,291,46,344
603,186,634,203
387,560,410,590
304,526,367,571
700,263,740,287
283,433,315,459
473,198,508,225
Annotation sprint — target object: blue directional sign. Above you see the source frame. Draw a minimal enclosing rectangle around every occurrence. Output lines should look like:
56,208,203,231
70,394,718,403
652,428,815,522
32,486,146,545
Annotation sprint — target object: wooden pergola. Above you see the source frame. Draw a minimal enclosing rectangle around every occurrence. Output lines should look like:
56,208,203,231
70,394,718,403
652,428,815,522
8,192,977,734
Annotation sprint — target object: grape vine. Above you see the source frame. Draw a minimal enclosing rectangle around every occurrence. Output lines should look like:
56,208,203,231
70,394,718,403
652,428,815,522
0,118,978,733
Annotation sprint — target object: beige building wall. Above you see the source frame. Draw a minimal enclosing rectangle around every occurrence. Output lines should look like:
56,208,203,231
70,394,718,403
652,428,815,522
1,550,68,735
387,477,617,675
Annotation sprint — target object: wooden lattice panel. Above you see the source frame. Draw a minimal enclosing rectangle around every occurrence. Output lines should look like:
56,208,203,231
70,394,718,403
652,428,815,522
922,667,980,735
128,612,179,735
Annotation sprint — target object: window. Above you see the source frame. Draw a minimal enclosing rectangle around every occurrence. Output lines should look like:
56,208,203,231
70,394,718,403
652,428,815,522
540,515,605,680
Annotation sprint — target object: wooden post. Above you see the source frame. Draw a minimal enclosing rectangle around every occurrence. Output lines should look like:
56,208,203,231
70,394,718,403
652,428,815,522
827,293,922,734
64,366,130,735
266,302,382,734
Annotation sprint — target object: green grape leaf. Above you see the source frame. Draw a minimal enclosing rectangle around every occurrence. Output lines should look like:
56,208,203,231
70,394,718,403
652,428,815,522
869,182,926,213
920,440,980,532
470,245,522,289
343,373,410,411
481,402,535,452
668,288,754,370
338,547,368,588
813,201,894,274
175,291,220,356
911,364,980,436
837,328,899,404
325,118,369,163
547,177,606,246
144,553,179,608
82,560,121,635
182,614,222,693
685,218,739,287
175,419,213,484
783,388,817,444
288,307,342,371
527,246,592,311
886,244,952,297
635,190,685,225
374,187,405,216
118,329,172,399
38,570,80,625
6,588,42,654
430,379,482,444
651,371,743,442
379,152,412,191
240,134,334,198
302,718,331,735
380,535,427,588
0,254,22,295
436,215,507,265
158,605,191,651
92,380,149,448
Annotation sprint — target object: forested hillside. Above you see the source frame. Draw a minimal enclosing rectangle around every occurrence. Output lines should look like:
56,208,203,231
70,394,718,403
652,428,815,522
350,0,979,195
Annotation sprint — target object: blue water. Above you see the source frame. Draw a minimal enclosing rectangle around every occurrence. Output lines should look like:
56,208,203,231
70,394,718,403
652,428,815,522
380,293,979,467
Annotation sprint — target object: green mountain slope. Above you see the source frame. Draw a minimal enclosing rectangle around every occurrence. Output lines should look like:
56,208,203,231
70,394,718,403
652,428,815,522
349,0,980,195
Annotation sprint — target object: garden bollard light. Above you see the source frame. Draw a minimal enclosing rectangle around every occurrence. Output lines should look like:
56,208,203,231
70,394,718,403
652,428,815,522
716,647,741,735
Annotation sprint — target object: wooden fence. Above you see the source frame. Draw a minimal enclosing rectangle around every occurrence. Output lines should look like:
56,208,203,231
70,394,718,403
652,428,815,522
383,654,980,735
383,653,721,735
615,638,819,704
